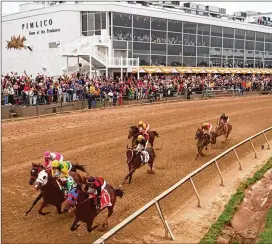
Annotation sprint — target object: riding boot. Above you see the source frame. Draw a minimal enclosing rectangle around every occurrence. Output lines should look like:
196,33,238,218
96,197,101,211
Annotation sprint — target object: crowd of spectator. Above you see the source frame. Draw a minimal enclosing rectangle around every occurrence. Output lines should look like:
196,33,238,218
1,71,272,107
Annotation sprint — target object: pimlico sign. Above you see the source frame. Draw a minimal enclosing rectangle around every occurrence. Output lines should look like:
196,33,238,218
22,19,60,35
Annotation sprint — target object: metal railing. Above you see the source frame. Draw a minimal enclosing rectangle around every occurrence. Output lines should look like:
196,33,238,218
94,127,272,244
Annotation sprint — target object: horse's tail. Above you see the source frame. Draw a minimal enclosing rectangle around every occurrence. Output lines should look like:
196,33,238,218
72,163,87,172
115,189,124,198
153,131,159,137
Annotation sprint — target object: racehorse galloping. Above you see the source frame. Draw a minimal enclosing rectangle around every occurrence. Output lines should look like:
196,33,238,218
215,119,232,142
120,147,156,187
69,185,123,232
128,126,159,148
195,129,217,160
25,163,86,216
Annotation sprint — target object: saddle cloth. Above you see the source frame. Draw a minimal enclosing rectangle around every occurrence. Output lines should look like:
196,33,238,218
140,150,150,164
89,181,112,210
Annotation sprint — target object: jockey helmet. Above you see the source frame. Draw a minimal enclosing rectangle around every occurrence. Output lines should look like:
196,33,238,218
138,121,144,126
51,160,60,168
44,151,51,158
137,134,144,142
86,176,95,184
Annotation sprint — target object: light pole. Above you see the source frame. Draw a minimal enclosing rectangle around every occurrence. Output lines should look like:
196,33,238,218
56,40,62,76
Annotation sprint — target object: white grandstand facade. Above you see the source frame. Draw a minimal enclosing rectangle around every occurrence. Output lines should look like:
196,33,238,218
2,1,272,76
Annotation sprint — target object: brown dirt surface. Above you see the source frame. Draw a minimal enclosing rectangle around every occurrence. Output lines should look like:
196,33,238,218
2,96,272,244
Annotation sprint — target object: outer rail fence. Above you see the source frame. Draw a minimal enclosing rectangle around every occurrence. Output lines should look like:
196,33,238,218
94,127,272,244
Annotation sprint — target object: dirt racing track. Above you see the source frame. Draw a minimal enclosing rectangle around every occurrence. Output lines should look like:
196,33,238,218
2,96,272,244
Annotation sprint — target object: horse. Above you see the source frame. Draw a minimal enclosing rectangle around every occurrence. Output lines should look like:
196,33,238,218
25,163,86,216
119,147,156,187
195,129,217,160
128,126,159,148
69,184,123,232
215,119,232,142
34,170,66,215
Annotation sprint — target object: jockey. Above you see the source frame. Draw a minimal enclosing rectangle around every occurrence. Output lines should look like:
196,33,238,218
136,134,149,163
219,113,229,132
85,176,105,210
199,122,212,141
138,121,150,141
44,151,64,169
51,160,74,195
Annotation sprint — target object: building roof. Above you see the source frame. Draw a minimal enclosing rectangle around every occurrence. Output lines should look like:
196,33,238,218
2,2,272,34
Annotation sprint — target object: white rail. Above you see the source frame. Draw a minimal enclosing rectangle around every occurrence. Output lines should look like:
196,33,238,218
94,126,272,244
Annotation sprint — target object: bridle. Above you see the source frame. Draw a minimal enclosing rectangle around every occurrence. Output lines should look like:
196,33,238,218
30,166,43,180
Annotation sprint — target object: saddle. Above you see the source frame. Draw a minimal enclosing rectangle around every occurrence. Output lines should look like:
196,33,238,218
140,150,150,164
89,189,112,210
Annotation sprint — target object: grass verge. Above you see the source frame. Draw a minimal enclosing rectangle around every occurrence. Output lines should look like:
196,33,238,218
199,157,272,244
257,206,272,244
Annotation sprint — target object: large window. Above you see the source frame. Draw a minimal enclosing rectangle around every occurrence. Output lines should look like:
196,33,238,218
151,31,167,43
246,30,255,40
255,42,264,51
183,22,197,34
133,54,150,66
265,33,272,42
133,29,150,42
168,32,182,44
210,48,222,57
197,35,209,47
151,17,167,31
151,43,166,55
198,24,210,35
113,27,132,41
211,26,222,37
133,15,150,29
211,37,222,48
168,56,182,66
133,42,150,54
151,55,166,66
245,41,254,50
197,47,209,57
256,32,265,42
183,56,196,67
183,46,196,56
168,45,182,55
197,57,209,67
168,20,182,33
223,38,234,49
113,12,132,27
183,34,196,46
81,11,106,36
235,39,244,49
235,29,245,40
234,50,244,58
223,27,234,38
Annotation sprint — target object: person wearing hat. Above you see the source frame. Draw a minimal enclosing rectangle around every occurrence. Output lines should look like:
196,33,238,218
51,160,75,195
43,151,64,169
199,122,213,142
85,176,105,210
135,134,149,163
219,113,229,132
137,121,150,141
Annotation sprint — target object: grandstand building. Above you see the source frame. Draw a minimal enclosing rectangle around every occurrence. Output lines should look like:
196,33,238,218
2,1,272,77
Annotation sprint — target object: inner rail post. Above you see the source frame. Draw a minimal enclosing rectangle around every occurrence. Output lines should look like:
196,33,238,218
189,177,201,207
155,201,175,241
233,148,242,170
263,132,270,149
215,160,224,186
250,139,257,158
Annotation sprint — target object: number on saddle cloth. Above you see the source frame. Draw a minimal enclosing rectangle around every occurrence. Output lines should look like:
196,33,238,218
141,151,150,164
66,176,77,192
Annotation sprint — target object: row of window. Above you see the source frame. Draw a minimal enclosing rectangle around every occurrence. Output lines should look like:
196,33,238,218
111,12,272,42
82,12,106,32
113,28,272,51
133,55,272,68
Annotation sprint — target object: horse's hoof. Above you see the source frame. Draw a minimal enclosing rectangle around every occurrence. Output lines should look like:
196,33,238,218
102,223,108,230
24,212,28,217
119,184,123,188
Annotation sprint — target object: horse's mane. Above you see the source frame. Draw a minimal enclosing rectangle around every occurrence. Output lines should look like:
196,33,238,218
130,125,138,129
32,163,44,168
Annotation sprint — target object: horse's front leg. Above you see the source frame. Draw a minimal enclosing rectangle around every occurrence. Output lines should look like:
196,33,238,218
24,192,43,216
70,218,80,231
38,200,50,215
119,168,136,187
